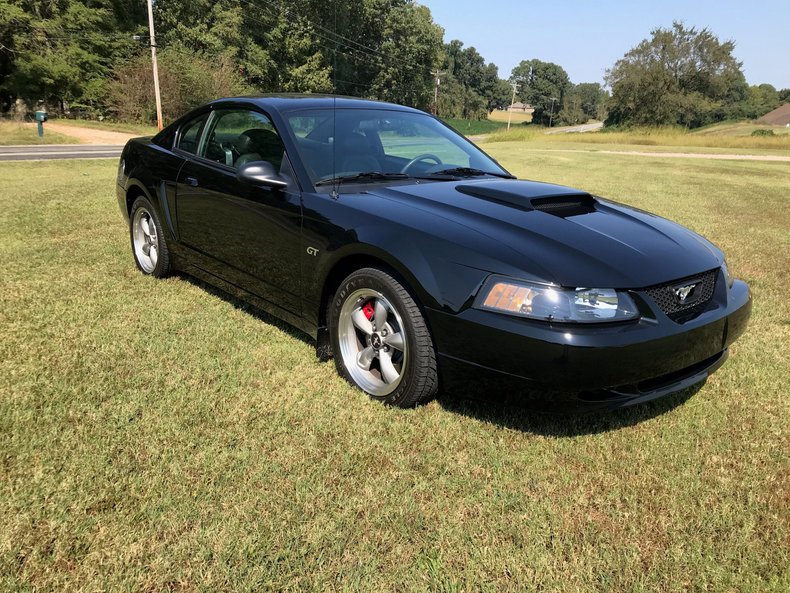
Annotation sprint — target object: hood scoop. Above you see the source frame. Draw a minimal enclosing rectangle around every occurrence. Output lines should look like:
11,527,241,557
456,180,597,217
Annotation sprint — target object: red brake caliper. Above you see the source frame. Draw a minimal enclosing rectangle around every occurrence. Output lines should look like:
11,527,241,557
361,300,375,322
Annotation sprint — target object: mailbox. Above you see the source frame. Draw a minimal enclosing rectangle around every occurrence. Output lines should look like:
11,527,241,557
35,110,47,138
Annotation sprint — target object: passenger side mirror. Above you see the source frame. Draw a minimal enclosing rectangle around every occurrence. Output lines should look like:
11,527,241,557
237,161,288,190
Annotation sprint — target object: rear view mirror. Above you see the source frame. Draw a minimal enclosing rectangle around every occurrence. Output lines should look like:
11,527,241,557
237,161,288,189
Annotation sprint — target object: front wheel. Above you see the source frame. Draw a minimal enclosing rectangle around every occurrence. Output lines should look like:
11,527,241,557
329,268,438,407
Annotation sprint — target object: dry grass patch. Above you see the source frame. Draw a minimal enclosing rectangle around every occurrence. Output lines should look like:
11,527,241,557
0,121,79,145
486,124,790,151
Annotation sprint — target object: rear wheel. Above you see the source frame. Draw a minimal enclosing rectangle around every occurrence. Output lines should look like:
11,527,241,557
330,267,437,407
130,196,171,277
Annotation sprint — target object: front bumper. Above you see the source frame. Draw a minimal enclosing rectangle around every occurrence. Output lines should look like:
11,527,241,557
427,277,751,408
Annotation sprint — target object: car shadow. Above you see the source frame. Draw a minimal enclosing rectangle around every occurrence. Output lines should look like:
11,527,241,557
436,383,703,437
176,271,702,437
177,272,315,346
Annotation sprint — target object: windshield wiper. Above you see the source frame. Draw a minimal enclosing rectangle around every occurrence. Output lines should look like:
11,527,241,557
422,167,515,179
315,172,410,186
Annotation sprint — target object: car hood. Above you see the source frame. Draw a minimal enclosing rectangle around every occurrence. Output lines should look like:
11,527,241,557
370,179,722,288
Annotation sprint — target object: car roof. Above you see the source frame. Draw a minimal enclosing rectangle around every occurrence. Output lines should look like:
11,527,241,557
208,94,426,115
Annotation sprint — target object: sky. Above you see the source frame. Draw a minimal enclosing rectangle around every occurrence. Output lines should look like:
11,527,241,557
419,0,790,89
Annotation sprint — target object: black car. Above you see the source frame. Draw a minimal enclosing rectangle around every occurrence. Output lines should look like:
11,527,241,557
116,95,751,410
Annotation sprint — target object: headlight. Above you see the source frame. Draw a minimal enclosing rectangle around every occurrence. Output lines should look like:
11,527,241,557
721,260,734,288
476,277,639,323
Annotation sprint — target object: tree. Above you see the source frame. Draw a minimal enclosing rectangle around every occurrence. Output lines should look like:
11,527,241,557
439,40,508,119
779,88,790,103
573,82,609,120
605,22,748,128
370,2,443,109
1,0,144,114
510,59,571,125
108,48,251,124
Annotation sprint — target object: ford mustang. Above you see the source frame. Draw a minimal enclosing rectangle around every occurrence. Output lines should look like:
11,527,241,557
116,95,751,410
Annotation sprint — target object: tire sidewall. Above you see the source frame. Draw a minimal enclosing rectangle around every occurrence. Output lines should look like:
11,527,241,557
129,196,168,277
329,270,424,406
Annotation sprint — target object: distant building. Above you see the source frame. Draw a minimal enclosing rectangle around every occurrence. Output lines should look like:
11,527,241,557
508,102,534,114
757,103,790,126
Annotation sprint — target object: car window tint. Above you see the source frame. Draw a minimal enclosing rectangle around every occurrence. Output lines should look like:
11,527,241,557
285,109,505,183
202,110,285,170
377,120,470,166
177,113,209,154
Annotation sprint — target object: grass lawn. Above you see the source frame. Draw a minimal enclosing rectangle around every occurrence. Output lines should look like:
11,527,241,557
485,125,790,152
1,153,788,591
442,117,508,135
0,121,79,145
692,120,790,136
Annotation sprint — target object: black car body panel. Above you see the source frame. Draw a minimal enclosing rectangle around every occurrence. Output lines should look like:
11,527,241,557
117,95,751,410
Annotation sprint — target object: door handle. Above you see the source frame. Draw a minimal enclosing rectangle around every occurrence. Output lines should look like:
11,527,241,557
185,176,199,187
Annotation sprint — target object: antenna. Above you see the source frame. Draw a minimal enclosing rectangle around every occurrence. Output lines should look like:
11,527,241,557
331,0,339,199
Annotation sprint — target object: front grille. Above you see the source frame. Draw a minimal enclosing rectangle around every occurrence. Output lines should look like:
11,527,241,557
644,269,717,321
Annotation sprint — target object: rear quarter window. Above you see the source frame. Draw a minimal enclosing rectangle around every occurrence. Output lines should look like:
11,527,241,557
177,113,210,154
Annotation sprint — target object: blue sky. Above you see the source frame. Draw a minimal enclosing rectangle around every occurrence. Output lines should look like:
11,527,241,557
419,0,790,89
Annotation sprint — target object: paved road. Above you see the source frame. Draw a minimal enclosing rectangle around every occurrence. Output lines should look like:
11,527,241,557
0,144,123,161
545,122,604,134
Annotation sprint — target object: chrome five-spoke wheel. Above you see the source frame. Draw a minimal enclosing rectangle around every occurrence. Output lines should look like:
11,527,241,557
337,289,407,396
330,267,438,407
129,196,170,277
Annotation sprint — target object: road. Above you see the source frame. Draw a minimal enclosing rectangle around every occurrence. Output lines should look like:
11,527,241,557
545,122,604,134
0,145,123,161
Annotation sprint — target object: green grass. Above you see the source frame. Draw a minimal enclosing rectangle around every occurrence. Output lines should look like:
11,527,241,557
485,124,790,151
692,120,790,136
0,121,79,145
1,154,788,591
50,118,159,136
442,117,508,135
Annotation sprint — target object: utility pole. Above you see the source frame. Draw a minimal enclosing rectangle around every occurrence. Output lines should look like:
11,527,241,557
147,0,163,131
548,97,558,128
432,70,444,116
507,82,519,131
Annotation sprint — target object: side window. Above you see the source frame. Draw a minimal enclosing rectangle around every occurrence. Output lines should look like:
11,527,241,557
202,109,285,170
176,113,209,154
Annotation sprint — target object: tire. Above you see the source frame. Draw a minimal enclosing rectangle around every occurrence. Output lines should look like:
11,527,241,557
129,196,171,277
329,267,438,407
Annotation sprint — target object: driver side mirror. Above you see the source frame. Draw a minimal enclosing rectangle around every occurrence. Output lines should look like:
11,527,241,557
237,161,288,190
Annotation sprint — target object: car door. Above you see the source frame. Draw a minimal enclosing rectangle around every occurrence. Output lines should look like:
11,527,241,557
175,107,302,315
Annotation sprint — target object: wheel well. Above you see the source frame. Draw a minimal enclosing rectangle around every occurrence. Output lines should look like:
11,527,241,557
125,185,147,215
315,254,422,361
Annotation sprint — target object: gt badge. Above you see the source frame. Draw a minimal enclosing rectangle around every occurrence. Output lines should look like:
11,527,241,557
306,246,319,256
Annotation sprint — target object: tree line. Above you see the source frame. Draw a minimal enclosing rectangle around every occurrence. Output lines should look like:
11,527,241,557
0,2,785,128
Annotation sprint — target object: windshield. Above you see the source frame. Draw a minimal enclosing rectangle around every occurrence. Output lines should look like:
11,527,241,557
285,108,510,184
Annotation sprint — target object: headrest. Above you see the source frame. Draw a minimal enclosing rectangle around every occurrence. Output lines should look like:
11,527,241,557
340,133,370,153
236,128,282,153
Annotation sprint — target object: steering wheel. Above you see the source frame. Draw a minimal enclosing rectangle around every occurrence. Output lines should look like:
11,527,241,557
401,153,443,174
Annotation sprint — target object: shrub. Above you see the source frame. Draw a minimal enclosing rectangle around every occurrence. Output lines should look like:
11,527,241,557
108,48,252,125
751,129,775,137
